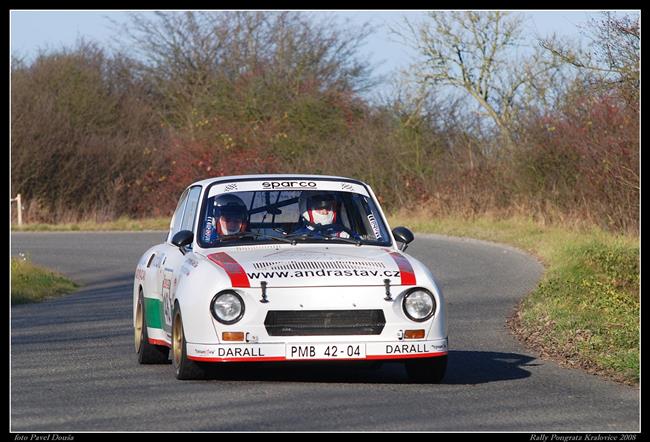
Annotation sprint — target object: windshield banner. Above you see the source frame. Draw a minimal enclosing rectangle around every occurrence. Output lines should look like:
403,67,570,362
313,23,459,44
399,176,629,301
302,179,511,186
208,180,370,198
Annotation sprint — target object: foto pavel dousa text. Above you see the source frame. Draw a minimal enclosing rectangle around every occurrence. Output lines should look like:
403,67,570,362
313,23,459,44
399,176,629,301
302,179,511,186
14,435,74,441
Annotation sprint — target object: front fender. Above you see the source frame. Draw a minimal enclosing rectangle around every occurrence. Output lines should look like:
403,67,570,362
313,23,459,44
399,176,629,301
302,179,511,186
402,254,448,341
173,253,232,344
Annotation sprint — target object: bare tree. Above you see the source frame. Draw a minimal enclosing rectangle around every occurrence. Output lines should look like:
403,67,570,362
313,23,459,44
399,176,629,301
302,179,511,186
540,12,640,99
395,11,563,148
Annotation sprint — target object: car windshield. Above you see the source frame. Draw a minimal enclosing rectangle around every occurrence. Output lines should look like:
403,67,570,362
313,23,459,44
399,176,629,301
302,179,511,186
197,187,392,248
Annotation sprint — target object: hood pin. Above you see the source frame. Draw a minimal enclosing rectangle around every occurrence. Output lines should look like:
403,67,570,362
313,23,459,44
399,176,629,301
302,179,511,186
260,281,269,303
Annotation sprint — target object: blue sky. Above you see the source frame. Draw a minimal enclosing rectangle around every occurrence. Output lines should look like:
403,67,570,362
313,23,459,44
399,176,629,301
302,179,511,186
9,10,630,98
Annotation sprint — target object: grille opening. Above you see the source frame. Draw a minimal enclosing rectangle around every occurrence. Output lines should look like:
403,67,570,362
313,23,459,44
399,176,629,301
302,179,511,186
264,310,385,336
252,260,386,271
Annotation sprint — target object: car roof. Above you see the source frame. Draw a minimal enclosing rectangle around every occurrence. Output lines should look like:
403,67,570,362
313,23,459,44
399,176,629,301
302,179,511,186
189,174,369,188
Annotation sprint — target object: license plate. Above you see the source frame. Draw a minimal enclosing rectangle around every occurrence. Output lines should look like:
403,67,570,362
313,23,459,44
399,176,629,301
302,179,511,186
286,343,366,360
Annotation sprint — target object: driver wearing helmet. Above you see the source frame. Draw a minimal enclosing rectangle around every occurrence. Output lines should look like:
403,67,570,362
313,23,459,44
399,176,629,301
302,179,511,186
292,191,357,239
202,194,249,244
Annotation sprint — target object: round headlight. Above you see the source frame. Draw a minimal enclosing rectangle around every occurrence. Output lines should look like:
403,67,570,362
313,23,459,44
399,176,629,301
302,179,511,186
402,289,436,322
210,291,245,324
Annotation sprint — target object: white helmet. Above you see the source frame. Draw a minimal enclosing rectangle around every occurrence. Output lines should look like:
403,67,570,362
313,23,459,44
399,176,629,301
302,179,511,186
299,192,338,226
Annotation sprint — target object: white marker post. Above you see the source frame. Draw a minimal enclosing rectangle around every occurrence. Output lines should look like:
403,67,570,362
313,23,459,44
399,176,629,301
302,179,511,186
11,193,22,226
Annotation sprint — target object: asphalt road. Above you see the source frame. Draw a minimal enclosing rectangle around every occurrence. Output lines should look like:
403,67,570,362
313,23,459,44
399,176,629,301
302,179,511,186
10,232,640,431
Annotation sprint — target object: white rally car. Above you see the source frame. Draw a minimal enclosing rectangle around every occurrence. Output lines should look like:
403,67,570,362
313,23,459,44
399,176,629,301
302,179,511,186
133,175,448,382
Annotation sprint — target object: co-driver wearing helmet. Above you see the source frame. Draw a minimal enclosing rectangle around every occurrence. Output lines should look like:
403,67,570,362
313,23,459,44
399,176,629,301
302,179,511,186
202,194,249,245
292,191,359,239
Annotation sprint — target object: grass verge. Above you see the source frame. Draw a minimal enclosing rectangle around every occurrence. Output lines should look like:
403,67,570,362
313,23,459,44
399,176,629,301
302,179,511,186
11,216,169,232
11,257,80,305
388,212,640,385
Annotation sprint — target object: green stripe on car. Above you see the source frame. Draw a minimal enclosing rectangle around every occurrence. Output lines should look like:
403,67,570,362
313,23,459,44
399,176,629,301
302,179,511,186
144,297,164,329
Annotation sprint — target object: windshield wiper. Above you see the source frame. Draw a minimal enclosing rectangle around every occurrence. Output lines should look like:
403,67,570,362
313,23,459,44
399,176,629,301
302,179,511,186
282,232,362,246
324,236,362,246
219,232,294,244
278,232,314,245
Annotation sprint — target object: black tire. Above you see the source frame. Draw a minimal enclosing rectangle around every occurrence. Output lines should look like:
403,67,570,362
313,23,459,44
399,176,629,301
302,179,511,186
135,292,170,364
172,304,207,380
405,355,447,384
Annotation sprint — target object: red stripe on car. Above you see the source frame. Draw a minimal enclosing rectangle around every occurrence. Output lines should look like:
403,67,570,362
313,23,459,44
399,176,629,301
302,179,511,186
188,355,286,363
207,252,251,288
148,338,171,348
187,352,447,363
366,351,447,360
387,250,417,285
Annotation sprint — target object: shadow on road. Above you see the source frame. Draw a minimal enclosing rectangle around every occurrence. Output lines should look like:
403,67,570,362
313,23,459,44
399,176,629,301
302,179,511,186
443,350,539,384
189,350,538,385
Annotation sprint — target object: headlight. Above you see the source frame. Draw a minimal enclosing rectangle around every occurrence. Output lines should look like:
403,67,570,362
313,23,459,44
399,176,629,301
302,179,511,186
402,288,436,322
210,290,245,324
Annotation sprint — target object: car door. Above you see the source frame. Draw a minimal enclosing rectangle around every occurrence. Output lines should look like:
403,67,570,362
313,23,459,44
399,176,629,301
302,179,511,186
159,185,202,333
154,187,190,335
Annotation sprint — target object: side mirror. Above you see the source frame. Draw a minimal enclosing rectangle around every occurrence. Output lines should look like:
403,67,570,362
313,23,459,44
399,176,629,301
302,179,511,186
171,230,194,255
392,226,414,252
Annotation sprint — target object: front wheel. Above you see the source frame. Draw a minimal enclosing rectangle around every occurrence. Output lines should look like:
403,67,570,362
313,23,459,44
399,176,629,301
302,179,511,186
405,355,447,384
172,304,207,380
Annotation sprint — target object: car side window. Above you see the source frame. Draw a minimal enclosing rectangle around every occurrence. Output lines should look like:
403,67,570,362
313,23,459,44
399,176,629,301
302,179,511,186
180,186,202,234
170,188,190,240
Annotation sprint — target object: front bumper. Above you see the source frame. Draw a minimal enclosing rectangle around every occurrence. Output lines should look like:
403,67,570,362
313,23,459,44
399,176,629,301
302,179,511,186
186,338,448,363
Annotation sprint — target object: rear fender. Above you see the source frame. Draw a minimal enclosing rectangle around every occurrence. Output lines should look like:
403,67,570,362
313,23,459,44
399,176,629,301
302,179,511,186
133,245,162,328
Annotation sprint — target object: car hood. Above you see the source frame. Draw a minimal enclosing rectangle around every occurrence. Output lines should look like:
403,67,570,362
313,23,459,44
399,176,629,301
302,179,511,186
199,245,419,288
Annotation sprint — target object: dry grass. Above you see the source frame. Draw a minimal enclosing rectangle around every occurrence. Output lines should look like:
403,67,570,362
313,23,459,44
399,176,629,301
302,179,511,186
11,216,169,232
